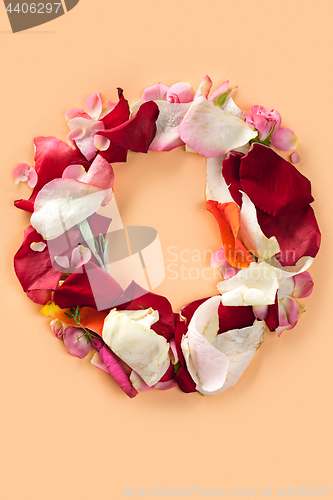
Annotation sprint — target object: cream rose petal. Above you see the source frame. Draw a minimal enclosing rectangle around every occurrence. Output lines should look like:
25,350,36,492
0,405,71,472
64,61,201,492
102,308,170,387
201,321,265,395
178,78,257,157
239,192,280,260
181,297,230,393
206,156,234,204
30,178,110,240
217,261,279,306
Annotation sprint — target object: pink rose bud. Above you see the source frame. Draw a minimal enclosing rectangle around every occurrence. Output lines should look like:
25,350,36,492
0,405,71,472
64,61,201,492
243,105,282,141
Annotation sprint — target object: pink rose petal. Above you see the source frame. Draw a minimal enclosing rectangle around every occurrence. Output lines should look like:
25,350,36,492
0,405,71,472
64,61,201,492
271,127,298,151
85,92,103,120
292,271,314,298
63,327,91,358
13,163,38,188
71,245,91,269
50,319,66,338
142,83,169,101
291,152,302,164
65,108,90,120
94,134,110,151
30,241,46,252
208,81,230,102
54,255,70,268
166,82,195,103
91,352,108,372
62,164,87,181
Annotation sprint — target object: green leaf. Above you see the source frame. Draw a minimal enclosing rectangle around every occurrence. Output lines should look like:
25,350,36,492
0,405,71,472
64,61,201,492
64,312,73,320
215,89,233,108
99,233,105,253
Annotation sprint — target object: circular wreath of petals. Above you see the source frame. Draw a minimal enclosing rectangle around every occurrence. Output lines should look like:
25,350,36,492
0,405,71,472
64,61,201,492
13,77,321,398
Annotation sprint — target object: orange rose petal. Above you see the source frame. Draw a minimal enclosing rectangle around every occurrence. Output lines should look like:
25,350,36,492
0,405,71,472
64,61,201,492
54,306,108,336
206,200,254,269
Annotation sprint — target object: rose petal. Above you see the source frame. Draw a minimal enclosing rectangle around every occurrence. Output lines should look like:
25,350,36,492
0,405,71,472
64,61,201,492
218,303,256,334
98,101,159,153
207,321,265,394
14,226,62,303
67,118,105,161
85,92,103,120
65,108,90,120
54,262,123,311
91,352,108,372
142,83,169,101
54,255,70,268
208,81,229,102
143,101,191,151
84,155,114,193
178,77,257,157
71,245,91,268
166,82,195,103
240,143,313,217
292,271,314,298
30,178,110,240
62,164,87,181
14,137,83,213
30,241,46,252
94,135,111,151
206,200,254,268
63,327,91,358
102,308,170,386
217,261,280,306
271,127,298,151
290,152,302,164
182,296,230,392
206,156,234,204
257,205,321,266
239,192,280,260
92,337,138,398
50,318,66,338
211,247,239,279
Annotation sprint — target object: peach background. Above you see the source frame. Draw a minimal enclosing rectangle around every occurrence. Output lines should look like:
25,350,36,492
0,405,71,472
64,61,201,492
1,1,333,498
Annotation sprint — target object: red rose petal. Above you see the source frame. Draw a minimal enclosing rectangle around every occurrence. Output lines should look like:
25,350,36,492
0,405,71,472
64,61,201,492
257,205,321,266
240,143,314,217
218,304,255,333
14,226,62,304
15,137,84,212
175,367,197,393
98,101,159,154
222,151,243,206
265,296,279,332
54,262,123,310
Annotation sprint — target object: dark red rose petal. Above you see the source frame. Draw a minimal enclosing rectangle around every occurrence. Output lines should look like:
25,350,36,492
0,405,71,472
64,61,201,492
265,296,279,332
222,151,243,206
175,367,197,393
239,143,313,217
257,205,321,266
54,262,123,310
101,88,130,129
97,101,159,154
218,304,255,334
14,226,62,304
119,283,176,341
181,297,211,324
